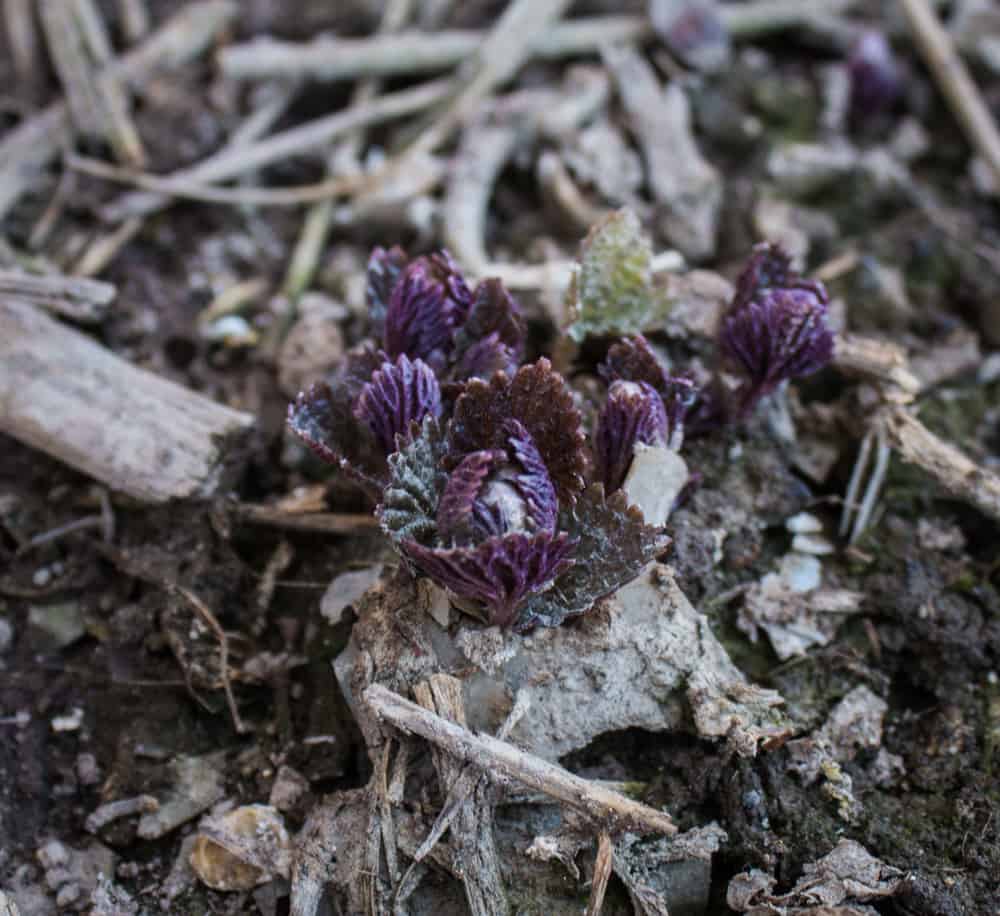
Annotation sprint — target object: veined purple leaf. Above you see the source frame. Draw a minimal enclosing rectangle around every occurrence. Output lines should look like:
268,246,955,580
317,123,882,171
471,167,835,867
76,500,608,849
451,278,525,380
366,245,408,338
731,241,795,312
595,381,668,494
720,287,834,415
383,251,473,368
503,419,558,534
449,359,587,505
436,450,505,544
353,355,442,456
378,416,449,545
401,530,576,629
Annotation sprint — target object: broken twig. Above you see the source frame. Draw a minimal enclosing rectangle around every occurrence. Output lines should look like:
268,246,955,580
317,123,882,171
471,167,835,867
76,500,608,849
0,269,114,323
0,299,254,503
898,0,1000,194
364,683,678,836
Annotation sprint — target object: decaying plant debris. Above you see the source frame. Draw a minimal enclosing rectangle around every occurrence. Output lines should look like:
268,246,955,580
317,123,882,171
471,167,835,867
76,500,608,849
2,1,1000,915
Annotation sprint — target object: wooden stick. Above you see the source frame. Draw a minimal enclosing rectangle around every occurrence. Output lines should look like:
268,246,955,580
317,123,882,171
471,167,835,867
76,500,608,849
231,505,378,534
884,405,1000,522
898,0,1000,193
0,269,115,322
0,299,254,503
0,1,236,220
219,1,862,82
364,683,678,836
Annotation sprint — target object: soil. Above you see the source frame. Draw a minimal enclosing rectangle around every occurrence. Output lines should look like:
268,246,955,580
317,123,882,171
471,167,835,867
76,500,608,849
1,1,999,915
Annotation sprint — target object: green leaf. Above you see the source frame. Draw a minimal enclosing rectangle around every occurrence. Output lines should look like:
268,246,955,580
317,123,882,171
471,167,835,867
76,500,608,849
567,209,656,342
377,417,449,546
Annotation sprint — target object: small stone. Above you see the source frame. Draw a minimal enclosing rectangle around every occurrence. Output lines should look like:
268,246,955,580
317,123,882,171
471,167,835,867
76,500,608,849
137,753,226,840
622,444,689,527
36,841,70,871
28,603,85,650
31,567,51,587
54,884,80,908
0,617,13,654
320,566,383,626
785,512,823,535
51,708,84,733
778,553,822,593
791,533,836,555
268,766,309,812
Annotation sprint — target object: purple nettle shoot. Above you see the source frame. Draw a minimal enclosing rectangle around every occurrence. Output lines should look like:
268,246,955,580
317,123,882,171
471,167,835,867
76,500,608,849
289,347,441,496
599,335,698,454
288,247,526,493
848,29,902,125
353,354,443,456
371,246,525,381
596,381,668,494
378,360,668,630
383,251,473,370
719,243,834,419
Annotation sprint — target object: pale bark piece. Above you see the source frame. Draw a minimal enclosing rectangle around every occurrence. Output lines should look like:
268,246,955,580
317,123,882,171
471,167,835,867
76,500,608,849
604,45,722,260
0,269,115,323
0,299,254,503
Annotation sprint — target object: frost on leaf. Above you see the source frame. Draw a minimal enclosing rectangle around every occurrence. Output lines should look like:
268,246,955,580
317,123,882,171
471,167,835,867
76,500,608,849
448,359,587,505
518,484,669,629
567,209,657,342
377,416,449,545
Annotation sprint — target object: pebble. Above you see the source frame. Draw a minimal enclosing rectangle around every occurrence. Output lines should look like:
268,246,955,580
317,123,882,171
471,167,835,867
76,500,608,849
0,616,13,653
36,841,69,871
791,533,836,555
786,512,824,534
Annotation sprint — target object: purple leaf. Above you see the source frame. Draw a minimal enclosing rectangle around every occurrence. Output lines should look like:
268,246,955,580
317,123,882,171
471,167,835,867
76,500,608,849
517,484,670,630
503,419,558,534
600,335,671,391
436,450,505,544
353,355,442,456
720,287,834,415
383,251,473,368
436,421,558,544
731,242,795,313
451,278,525,380
366,245,408,338
848,30,901,124
595,381,668,494
400,530,576,628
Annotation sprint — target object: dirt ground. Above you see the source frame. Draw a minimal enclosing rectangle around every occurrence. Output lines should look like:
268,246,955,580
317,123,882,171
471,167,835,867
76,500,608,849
1,1,999,914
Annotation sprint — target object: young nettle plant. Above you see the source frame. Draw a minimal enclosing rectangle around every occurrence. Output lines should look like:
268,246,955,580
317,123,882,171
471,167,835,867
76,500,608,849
289,247,526,497
287,220,834,630
378,359,668,629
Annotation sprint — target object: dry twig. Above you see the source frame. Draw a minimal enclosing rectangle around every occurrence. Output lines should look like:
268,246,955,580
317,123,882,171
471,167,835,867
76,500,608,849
0,269,114,323
0,0,237,220
172,586,247,735
365,683,678,836
586,832,614,916
0,298,254,503
898,0,1000,193
231,504,378,535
